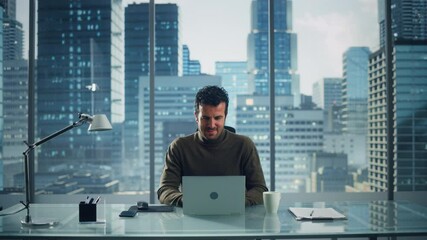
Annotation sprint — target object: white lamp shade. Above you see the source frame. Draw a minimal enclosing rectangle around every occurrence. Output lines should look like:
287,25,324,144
88,114,113,131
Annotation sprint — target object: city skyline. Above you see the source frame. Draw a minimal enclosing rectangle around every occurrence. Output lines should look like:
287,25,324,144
4,0,425,195
16,0,378,95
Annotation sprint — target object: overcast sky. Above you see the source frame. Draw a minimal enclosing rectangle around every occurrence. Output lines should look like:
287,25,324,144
17,0,379,95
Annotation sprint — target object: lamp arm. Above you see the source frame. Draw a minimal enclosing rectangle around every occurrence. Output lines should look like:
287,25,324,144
23,118,86,154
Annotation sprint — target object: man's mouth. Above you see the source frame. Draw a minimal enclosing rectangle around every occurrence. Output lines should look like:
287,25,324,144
206,128,216,133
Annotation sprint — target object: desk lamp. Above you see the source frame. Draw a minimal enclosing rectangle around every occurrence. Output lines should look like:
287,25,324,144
21,113,112,227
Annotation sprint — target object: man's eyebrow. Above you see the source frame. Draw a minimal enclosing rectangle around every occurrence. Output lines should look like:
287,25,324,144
201,115,224,119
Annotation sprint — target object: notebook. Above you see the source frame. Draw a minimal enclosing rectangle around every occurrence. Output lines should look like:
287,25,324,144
288,207,346,220
182,176,245,215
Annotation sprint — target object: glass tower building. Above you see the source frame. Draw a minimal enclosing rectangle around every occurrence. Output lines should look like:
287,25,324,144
370,1,427,192
1,0,26,191
390,0,427,191
2,18,23,61
215,61,250,128
0,7,3,190
393,42,427,191
124,3,181,165
391,0,427,41
247,0,298,101
341,47,371,134
36,0,124,176
183,45,200,76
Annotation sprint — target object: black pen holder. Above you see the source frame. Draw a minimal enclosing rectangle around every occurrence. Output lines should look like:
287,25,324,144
79,202,97,222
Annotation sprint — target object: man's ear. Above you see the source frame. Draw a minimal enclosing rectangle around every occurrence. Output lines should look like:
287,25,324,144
194,112,198,122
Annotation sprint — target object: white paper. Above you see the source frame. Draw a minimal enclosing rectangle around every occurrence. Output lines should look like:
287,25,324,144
288,207,346,220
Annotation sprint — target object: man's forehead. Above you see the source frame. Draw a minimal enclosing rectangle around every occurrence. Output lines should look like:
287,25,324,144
198,104,225,115
198,102,225,109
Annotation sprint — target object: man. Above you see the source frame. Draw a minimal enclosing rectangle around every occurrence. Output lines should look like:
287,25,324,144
157,85,268,207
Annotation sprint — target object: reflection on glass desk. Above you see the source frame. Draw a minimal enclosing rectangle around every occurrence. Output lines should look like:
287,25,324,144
0,201,427,239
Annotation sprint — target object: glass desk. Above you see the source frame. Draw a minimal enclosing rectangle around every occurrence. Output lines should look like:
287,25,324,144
1,201,427,239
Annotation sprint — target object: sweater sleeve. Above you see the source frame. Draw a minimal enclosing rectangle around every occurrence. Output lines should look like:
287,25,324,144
157,141,184,207
242,137,269,206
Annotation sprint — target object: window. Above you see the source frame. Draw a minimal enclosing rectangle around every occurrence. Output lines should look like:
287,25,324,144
1,0,426,206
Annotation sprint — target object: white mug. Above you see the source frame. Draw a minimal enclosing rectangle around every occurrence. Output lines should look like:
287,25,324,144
263,191,281,214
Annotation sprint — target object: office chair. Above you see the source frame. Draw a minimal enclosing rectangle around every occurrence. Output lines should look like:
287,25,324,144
224,126,236,133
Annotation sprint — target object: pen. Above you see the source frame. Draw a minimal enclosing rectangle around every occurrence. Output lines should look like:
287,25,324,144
85,196,90,204
94,196,101,204
310,210,314,216
88,198,94,204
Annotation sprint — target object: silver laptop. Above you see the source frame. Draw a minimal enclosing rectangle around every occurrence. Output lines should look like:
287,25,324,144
182,176,245,215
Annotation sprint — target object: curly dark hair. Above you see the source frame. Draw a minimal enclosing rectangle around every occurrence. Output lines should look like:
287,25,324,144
194,85,229,116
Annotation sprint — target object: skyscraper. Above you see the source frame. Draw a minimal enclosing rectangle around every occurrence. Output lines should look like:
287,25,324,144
313,78,343,133
340,47,370,168
2,18,23,60
124,3,181,165
1,0,23,62
369,0,427,192
341,47,371,134
247,0,299,103
239,0,319,192
0,7,3,190
392,42,427,191
215,61,250,127
183,45,190,75
378,0,427,47
389,0,427,191
378,0,386,48
391,0,427,41
312,78,342,110
125,3,181,78
183,44,201,76
0,0,26,190
236,95,323,192
2,60,28,188
0,0,15,19
368,48,387,192
36,0,124,175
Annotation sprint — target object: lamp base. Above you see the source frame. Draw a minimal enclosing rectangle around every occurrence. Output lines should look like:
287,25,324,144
21,218,59,227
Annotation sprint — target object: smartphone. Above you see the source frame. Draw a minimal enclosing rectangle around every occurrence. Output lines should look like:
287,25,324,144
119,210,137,217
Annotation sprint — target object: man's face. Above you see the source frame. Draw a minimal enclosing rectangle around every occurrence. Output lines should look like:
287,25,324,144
195,102,226,140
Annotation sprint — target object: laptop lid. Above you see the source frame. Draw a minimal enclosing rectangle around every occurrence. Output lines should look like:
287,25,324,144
182,176,245,215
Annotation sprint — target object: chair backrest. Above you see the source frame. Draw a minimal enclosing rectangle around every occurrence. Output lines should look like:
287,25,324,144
224,126,236,133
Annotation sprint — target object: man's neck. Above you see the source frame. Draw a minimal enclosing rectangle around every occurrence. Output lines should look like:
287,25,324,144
197,129,226,145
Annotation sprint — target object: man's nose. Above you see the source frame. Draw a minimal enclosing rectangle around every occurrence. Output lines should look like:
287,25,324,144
207,119,216,128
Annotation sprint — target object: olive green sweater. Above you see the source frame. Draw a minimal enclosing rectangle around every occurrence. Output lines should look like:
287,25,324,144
157,129,268,207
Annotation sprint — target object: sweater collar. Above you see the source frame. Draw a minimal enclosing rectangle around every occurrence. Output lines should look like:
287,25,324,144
196,128,227,145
